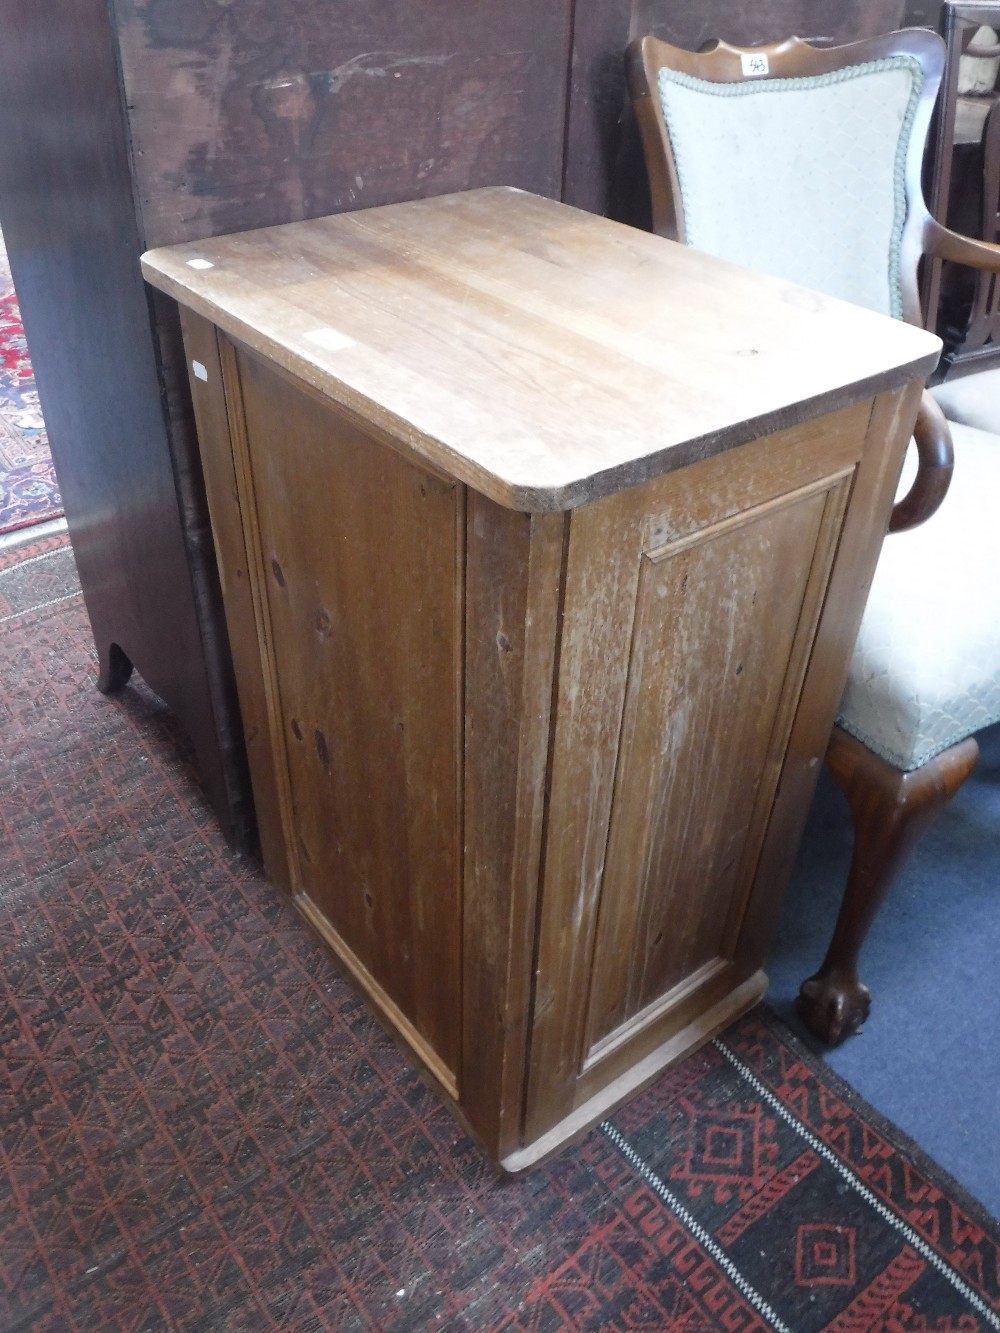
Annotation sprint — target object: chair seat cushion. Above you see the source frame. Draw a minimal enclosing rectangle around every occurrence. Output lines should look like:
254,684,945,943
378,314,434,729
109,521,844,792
931,367,1000,436
837,420,1000,771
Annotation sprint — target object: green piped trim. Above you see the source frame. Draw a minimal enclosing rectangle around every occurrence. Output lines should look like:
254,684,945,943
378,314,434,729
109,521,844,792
657,57,926,320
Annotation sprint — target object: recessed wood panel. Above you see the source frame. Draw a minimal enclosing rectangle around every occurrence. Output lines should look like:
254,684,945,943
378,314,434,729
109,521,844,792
234,346,464,1085
584,484,839,1058
523,406,867,1143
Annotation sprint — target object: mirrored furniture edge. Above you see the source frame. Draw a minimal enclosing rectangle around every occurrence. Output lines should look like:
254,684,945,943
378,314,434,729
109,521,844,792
142,188,939,1169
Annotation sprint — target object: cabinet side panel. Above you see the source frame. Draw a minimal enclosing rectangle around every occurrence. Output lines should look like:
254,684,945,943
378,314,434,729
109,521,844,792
235,348,464,1086
584,485,837,1052
524,402,871,1142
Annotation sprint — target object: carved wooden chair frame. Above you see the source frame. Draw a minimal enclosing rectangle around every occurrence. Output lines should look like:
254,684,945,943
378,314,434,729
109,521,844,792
627,28,1000,1044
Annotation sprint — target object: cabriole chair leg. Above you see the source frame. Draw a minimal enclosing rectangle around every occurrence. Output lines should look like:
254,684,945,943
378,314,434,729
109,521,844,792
797,726,979,1045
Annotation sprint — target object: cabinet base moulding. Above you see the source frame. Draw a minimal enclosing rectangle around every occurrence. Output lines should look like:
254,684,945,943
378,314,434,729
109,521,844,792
501,970,769,1174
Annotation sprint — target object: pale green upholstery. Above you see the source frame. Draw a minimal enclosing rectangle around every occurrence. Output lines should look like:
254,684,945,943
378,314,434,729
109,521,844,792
656,59,925,317
837,421,1000,770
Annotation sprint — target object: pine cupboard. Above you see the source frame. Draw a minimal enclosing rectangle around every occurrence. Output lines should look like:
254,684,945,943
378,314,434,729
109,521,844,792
141,188,939,1168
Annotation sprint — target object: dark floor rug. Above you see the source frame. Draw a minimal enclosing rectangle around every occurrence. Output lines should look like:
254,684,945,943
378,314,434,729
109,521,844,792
0,233,63,537
2,535,999,1332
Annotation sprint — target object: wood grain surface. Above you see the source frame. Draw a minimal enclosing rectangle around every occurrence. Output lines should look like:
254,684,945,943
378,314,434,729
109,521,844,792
522,403,865,1141
235,346,465,1089
143,189,941,512
163,191,931,1166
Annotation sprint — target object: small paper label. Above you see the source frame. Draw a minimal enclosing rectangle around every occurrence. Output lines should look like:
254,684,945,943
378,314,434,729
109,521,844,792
186,258,214,270
303,326,355,352
741,52,769,77
192,360,209,382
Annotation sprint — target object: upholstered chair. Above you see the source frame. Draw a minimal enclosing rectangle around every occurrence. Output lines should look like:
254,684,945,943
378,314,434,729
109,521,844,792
627,28,1000,1044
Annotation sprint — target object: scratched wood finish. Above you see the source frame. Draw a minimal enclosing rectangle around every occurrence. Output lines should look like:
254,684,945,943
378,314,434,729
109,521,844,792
0,0,912,865
142,190,939,513
521,404,864,1144
585,491,843,1036
111,0,571,250
153,192,933,1167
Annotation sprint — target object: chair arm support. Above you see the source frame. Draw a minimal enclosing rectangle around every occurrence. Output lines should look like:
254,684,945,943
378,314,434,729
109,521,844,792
923,217,1000,272
889,390,954,534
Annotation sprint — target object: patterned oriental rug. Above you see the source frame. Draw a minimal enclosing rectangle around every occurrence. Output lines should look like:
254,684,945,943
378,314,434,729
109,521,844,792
2,536,999,1332
0,235,62,536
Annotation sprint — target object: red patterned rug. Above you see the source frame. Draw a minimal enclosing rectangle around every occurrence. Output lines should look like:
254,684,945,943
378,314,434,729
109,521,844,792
0,235,62,536
2,536,999,1331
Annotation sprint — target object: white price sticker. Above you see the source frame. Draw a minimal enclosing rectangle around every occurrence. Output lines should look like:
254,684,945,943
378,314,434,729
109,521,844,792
741,52,770,77
191,360,209,382
303,327,355,352
186,258,214,270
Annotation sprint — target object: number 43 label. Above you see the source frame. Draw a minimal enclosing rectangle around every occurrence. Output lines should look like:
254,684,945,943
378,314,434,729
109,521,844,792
741,52,770,77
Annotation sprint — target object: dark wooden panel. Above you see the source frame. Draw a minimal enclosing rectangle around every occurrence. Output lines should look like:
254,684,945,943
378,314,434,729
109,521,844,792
565,0,908,219
562,0,635,217
0,0,253,845
111,0,574,248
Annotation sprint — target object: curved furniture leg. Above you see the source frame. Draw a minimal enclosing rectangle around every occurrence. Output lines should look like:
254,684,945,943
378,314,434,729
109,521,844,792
96,641,134,694
797,726,979,1045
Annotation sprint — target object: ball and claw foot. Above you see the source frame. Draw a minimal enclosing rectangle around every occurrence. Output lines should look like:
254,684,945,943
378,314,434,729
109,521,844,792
796,969,872,1046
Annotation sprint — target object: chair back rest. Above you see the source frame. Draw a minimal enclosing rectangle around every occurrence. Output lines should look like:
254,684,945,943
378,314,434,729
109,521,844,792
627,31,945,325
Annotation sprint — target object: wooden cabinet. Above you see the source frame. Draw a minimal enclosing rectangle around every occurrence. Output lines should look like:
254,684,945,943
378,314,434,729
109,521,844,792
142,188,939,1169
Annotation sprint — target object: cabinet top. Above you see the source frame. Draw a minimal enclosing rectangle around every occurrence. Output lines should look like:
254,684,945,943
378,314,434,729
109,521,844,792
142,187,940,512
